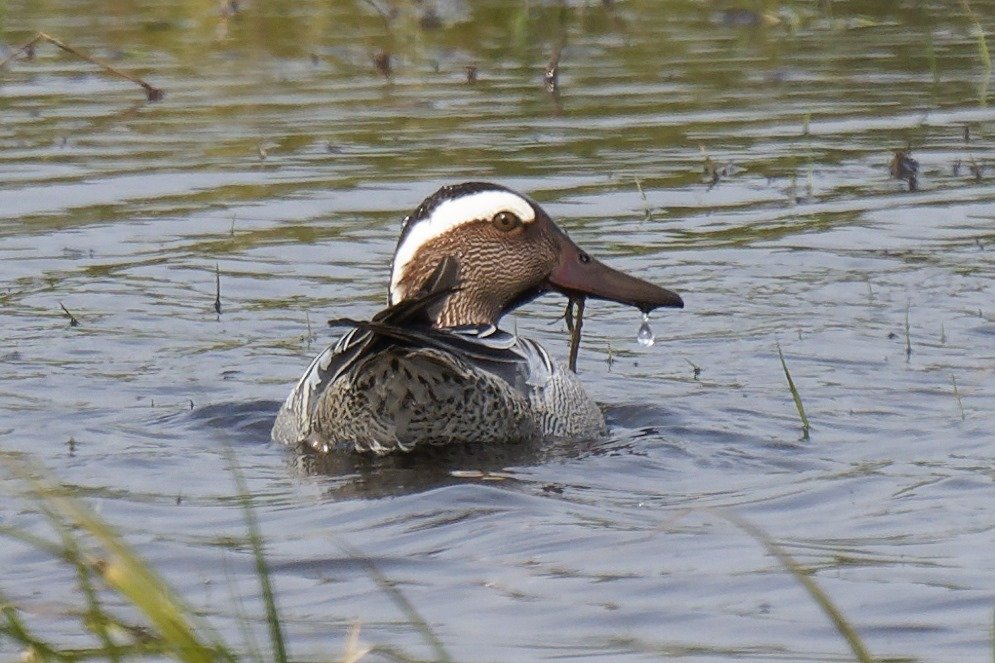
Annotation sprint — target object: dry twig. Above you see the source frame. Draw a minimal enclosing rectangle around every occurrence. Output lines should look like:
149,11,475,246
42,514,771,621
0,32,164,102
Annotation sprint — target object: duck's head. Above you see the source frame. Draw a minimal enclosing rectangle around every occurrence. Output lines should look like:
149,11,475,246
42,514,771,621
389,182,684,328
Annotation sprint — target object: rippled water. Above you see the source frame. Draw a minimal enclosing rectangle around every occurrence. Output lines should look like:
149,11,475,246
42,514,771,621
2,1,994,661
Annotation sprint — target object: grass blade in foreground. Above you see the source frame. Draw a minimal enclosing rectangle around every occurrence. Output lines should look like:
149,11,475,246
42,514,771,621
224,448,288,663
0,455,236,663
708,509,874,663
336,540,453,663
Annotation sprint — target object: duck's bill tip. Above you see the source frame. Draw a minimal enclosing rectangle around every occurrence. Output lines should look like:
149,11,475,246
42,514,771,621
640,289,684,312
547,251,684,313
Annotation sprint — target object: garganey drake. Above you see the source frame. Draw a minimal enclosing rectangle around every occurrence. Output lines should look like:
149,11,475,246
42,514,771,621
272,182,684,454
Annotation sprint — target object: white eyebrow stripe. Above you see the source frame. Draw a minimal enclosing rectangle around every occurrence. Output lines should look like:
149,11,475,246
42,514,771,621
389,190,536,301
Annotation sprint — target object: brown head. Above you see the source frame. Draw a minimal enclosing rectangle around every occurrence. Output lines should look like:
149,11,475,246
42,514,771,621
389,182,683,328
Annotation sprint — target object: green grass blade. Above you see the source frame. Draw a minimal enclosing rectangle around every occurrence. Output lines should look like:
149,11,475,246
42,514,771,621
959,0,991,104
0,590,74,663
338,541,453,663
2,457,235,663
710,510,874,663
59,523,122,661
776,341,810,435
222,551,265,663
225,449,288,663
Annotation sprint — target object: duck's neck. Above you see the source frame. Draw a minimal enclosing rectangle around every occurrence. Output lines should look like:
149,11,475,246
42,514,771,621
432,289,503,329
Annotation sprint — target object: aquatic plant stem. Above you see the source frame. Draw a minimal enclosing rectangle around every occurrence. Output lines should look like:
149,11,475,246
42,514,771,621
776,341,810,436
215,264,222,316
905,300,912,361
565,297,585,373
634,177,652,221
59,302,79,327
951,375,966,420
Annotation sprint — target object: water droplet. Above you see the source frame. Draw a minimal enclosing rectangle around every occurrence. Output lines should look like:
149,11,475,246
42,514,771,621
637,313,655,347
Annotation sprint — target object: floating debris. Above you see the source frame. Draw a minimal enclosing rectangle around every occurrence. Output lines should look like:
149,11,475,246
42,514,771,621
712,8,780,28
544,42,562,93
543,40,565,115
373,49,392,79
968,158,984,181
419,7,442,30
699,146,742,188
890,149,919,192
464,64,478,84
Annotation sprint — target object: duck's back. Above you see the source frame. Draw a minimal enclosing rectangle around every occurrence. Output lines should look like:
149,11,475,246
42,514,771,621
271,326,605,454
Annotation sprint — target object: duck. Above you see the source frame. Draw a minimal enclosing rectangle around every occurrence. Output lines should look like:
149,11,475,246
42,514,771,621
272,182,684,454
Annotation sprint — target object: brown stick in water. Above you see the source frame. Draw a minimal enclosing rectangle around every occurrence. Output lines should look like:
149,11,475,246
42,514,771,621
0,32,164,102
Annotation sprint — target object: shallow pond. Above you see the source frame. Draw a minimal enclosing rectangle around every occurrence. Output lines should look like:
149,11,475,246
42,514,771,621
1,1,994,661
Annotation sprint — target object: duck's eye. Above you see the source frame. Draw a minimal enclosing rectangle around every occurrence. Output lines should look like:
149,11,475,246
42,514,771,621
492,211,521,232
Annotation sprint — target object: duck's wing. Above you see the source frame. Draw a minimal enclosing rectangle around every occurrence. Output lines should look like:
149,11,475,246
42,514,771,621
318,255,463,385
273,325,551,446
275,256,545,444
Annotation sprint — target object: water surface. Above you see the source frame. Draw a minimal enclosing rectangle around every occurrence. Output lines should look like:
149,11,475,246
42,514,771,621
2,1,994,661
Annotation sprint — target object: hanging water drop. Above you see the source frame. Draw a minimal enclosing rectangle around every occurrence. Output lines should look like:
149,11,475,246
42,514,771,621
637,312,655,347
